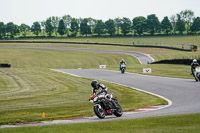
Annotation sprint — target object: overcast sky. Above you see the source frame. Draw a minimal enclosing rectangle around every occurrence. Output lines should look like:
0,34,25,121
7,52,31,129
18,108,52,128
1,0,200,26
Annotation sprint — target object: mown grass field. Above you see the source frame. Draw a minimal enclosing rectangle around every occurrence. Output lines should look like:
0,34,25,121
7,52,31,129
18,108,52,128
0,35,200,132
4,35,200,60
0,48,167,125
1,113,200,133
1,41,198,79
10,35,200,48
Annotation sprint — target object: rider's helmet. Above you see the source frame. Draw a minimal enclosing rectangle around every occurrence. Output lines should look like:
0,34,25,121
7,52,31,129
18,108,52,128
91,80,98,88
121,59,124,62
193,59,197,63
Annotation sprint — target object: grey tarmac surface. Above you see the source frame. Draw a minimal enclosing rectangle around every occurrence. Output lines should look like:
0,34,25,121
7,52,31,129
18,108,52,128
20,68,198,127
55,69,200,118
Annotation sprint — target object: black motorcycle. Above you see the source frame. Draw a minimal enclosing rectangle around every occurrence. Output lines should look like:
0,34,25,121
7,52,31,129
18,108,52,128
89,93,123,119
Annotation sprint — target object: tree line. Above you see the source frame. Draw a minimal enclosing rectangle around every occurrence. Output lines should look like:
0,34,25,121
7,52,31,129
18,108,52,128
0,9,200,39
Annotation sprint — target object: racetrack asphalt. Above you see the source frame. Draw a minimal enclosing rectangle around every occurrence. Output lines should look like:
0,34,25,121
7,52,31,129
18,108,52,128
11,68,198,127
1,46,200,128
55,69,200,118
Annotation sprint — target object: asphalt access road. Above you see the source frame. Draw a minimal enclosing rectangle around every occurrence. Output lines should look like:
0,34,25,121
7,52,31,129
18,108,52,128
55,69,200,120
1,46,154,64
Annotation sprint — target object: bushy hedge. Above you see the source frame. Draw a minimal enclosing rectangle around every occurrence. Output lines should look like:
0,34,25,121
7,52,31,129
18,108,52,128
132,45,193,51
151,59,200,65
0,64,11,68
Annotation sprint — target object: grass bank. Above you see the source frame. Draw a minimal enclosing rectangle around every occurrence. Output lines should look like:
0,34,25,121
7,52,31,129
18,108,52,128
0,44,195,79
2,37,200,62
0,48,167,125
7,35,200,46
1,113,200,133
6,35,200,49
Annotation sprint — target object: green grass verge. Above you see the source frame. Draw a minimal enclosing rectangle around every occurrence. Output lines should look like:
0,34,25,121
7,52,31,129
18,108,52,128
125,64,192,79
0,43,196,78
1,113,200,133
0,48,167,125
0,46,195,79
8,35,200,48
2,36,200,61
0,48,140,69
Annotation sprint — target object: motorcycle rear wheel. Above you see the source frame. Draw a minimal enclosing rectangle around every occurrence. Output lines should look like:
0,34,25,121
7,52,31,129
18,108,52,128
114,103,123,117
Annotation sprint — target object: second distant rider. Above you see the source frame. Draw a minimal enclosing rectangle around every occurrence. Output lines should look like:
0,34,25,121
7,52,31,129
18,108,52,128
191,59,199,77
120,59,126,71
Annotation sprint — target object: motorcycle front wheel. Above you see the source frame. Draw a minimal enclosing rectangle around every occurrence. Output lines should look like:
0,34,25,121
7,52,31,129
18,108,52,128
196,73,200,81
121,68,125,73
94,104,105,119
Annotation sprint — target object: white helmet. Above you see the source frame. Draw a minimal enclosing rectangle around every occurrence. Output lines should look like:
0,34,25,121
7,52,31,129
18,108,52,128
193,59,197,63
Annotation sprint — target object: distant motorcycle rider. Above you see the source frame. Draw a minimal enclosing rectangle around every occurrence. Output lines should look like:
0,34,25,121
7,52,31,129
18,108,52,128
120,59,126,71
191,59,199,76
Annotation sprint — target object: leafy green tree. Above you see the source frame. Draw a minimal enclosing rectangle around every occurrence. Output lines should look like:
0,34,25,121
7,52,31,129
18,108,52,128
57,19,66,36
170,15,178,34
179,9,195,34
94,20,105,36
40,21,46,36
176,14,185,35
45,18,54,36
87,17,96,34
62,15,72,36
80,18,91,36
0,22,6,38
114,17,122,35
50,16,60,36
146,14,161,35
31,21,41,36
77,18,83,26
19,24,30,37
6,22,19,38
161,16,172,35
132,16,146,36
105,19,115,36
190,17,200,34
70,18,79,37
120,17,132,36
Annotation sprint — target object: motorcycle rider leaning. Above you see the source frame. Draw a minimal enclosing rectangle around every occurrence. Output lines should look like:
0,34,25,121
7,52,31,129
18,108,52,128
90,80,123,117
191,59,199,76
120,59,126,71
91,80,108,96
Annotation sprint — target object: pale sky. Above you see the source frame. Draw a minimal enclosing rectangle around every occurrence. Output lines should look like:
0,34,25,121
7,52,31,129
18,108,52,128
1,0,200,26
